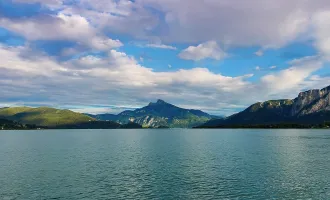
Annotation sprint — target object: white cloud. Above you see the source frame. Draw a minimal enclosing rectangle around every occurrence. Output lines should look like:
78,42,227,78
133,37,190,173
79,0,134,16
12,0,63,9
8,0,330,53
9,0,330,52
179,41,226,61
255,66,261,71
261,57,323,92
0,14,91,40
270,66,277,69
126,0,330,48
0,45,67,76
255,50,264,57
276,10,310,47
146,44,177,50
61,47,79,57
0,13,122,51
89,37,123,51
60,0,159,40
69,55,107,69
312,11,330,59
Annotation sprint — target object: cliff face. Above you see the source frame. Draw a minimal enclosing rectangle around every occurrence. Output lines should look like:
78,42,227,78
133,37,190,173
131,116,168,128
292,86,330,116
247,100,293,116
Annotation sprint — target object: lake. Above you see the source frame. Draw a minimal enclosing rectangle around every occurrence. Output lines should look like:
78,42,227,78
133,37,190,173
0,129,329,199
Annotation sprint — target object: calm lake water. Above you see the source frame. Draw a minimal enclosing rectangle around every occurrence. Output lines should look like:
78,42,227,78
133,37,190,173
0,129,330,200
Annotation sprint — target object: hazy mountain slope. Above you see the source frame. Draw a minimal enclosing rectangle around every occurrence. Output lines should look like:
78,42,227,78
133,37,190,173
85,113,118,121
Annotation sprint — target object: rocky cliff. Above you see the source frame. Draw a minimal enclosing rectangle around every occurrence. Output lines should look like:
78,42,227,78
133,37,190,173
292,86,330,116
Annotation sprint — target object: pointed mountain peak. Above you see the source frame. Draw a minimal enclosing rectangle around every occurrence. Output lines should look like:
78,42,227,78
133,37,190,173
148,99,170,106
156,99,166,104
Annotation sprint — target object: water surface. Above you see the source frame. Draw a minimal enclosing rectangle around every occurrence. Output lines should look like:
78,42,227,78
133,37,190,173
0,129,329,199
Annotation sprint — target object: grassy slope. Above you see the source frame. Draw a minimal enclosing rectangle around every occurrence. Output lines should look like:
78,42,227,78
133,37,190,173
0,107,95,127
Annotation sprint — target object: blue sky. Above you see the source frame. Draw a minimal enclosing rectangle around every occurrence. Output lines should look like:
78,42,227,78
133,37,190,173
0,0,330,115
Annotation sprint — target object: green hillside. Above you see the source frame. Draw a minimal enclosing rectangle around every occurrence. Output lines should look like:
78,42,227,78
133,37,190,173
0,107,95,127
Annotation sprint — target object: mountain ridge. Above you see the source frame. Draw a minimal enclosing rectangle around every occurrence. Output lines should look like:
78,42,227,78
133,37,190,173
0,107,142,129
199,85,330,128
4,85,330,130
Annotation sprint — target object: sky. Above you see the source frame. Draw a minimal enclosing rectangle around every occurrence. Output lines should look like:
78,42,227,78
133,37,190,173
0,0,330,116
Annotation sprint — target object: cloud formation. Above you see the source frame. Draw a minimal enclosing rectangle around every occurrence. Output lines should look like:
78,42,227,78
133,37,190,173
125,0,329,47
12,0,63,9
179,41,226,61
312,11,330,58
146,44,177,50
261,56,323,92
0,13,122,51
1,0,330,115
0,43,327,115
255,50,263,57
6,0,330,50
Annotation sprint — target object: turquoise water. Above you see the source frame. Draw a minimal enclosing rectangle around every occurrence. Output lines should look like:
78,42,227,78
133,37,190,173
0,129,329,199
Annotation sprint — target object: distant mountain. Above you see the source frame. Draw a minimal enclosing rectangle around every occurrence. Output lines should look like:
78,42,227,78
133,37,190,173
0,107,95,127
198,85,330,128
85,113,118,121
89,99,219,128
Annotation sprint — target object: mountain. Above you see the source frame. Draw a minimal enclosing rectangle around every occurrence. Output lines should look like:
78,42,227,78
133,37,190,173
89,99,219,128
199,85,330,128
0,107,95,127
85,113,118,121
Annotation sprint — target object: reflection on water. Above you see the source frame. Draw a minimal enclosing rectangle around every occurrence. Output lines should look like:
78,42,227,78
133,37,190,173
0,129,330,199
